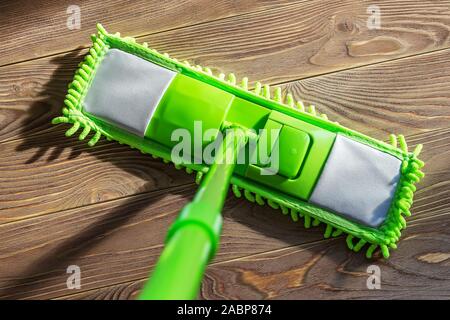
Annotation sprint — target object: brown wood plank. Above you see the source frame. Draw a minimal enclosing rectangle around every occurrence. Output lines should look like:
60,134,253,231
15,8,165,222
136,0,450,83
3,0,450,70
61,216,450,300
0,185,325,299
0,0,292,66
286,49,450,139
0,49,85,143
2,127,448,300
199,217,450,299
1,1,450,143
1,46,449,144
60,207,450,300
1,48,449,223
0,125,193,223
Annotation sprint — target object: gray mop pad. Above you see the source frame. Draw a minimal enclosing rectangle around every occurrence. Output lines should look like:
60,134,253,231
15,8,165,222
309,134,401,227
83,48,176,136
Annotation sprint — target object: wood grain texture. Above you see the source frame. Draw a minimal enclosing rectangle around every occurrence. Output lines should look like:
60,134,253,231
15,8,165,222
3,0,449,70
0,0,292,66
0,50,85,143
61,214,450,300
286,48,450,139
1,1,450,142
1,45,449,144
137,0,450,83
0,185,327,299
8,126,450,300
60,221,450,300
0,125,193,223
200,219,450,300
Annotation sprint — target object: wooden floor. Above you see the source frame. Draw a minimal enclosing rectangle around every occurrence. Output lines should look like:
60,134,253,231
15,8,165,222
0,0,449,300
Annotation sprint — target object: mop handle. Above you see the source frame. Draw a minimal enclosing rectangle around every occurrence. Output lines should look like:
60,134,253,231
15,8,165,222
139,128,248,300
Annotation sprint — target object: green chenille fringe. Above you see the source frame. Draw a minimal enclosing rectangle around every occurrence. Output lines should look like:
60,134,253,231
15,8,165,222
52,24,425,259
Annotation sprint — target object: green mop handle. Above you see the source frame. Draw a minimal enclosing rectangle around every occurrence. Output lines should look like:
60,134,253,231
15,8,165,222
138,128,247,300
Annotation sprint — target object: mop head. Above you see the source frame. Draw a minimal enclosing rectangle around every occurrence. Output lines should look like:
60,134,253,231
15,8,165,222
53,24,424,259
